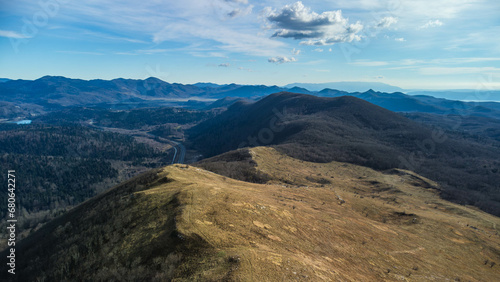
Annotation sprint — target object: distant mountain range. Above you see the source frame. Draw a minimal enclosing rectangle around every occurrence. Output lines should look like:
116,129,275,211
1,76,500,120
285,81,404,92
408,90,500,102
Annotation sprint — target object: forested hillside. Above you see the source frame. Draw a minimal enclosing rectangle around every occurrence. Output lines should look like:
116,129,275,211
0,124,171,248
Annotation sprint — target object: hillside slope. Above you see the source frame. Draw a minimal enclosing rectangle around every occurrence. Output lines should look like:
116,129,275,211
2,147,499,281
189,92,500,216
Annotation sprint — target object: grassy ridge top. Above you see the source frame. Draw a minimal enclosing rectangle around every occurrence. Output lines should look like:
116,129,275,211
3,147,499,281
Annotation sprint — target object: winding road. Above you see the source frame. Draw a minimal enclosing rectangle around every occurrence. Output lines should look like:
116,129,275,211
169,140,186,164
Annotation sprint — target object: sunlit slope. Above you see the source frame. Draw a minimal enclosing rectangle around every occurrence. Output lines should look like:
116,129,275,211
3,147,499,281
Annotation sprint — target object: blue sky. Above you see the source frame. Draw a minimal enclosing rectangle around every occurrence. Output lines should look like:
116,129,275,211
1,0,499,89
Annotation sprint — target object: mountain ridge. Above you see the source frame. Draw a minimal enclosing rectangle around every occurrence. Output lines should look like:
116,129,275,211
285,81,404,92
2,75,500,120
2,147,499,281
189,92,500,216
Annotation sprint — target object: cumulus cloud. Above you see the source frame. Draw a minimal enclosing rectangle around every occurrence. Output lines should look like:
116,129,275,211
218,63,230,67
419,20,443,29
376,17,398,29
265,1,363,46
268,56,296,64
395,37,405,42
313,48,324,52
291,48,301,55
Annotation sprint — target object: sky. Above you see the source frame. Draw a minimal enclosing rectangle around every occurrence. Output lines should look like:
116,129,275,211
0,0,500,89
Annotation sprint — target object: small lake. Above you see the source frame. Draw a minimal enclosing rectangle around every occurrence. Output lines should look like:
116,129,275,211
13,120,32,125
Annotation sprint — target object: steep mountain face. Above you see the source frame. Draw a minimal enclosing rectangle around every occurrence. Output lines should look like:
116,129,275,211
3,147,499,281
189,92,500,216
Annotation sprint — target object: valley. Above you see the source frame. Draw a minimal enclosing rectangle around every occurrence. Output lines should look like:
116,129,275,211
1,79,500,281
3,0,499,279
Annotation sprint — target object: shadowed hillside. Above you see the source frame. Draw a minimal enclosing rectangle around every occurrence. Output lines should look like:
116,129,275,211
2,147,499,281
189,92,500,216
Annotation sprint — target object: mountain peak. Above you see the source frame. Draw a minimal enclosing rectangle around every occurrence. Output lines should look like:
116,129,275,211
363,89,378,94
36,75,69,81
144,76,165,83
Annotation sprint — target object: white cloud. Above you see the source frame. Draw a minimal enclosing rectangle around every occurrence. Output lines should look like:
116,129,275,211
405,57,500,66
238,66,253,72
399,0,477,20
153,20,286,57
268,56,296,64
419,20,443,29
114,52,137,56
265,1,363,46
136,49,170,54
224,0,248,4
311,0,488,20
80,30,148,44
351,60,388,66
189,51,229,58
395,37,406,42
29,0,281,57
227,5,253,18
291,48,301,55
300,59,327,65
376,17,398,29
0,30,31,39
218,63,230,67
313,48,324,52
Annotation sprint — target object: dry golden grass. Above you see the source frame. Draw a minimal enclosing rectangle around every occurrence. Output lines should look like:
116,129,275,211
144,147,500,281
8,146,498,281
